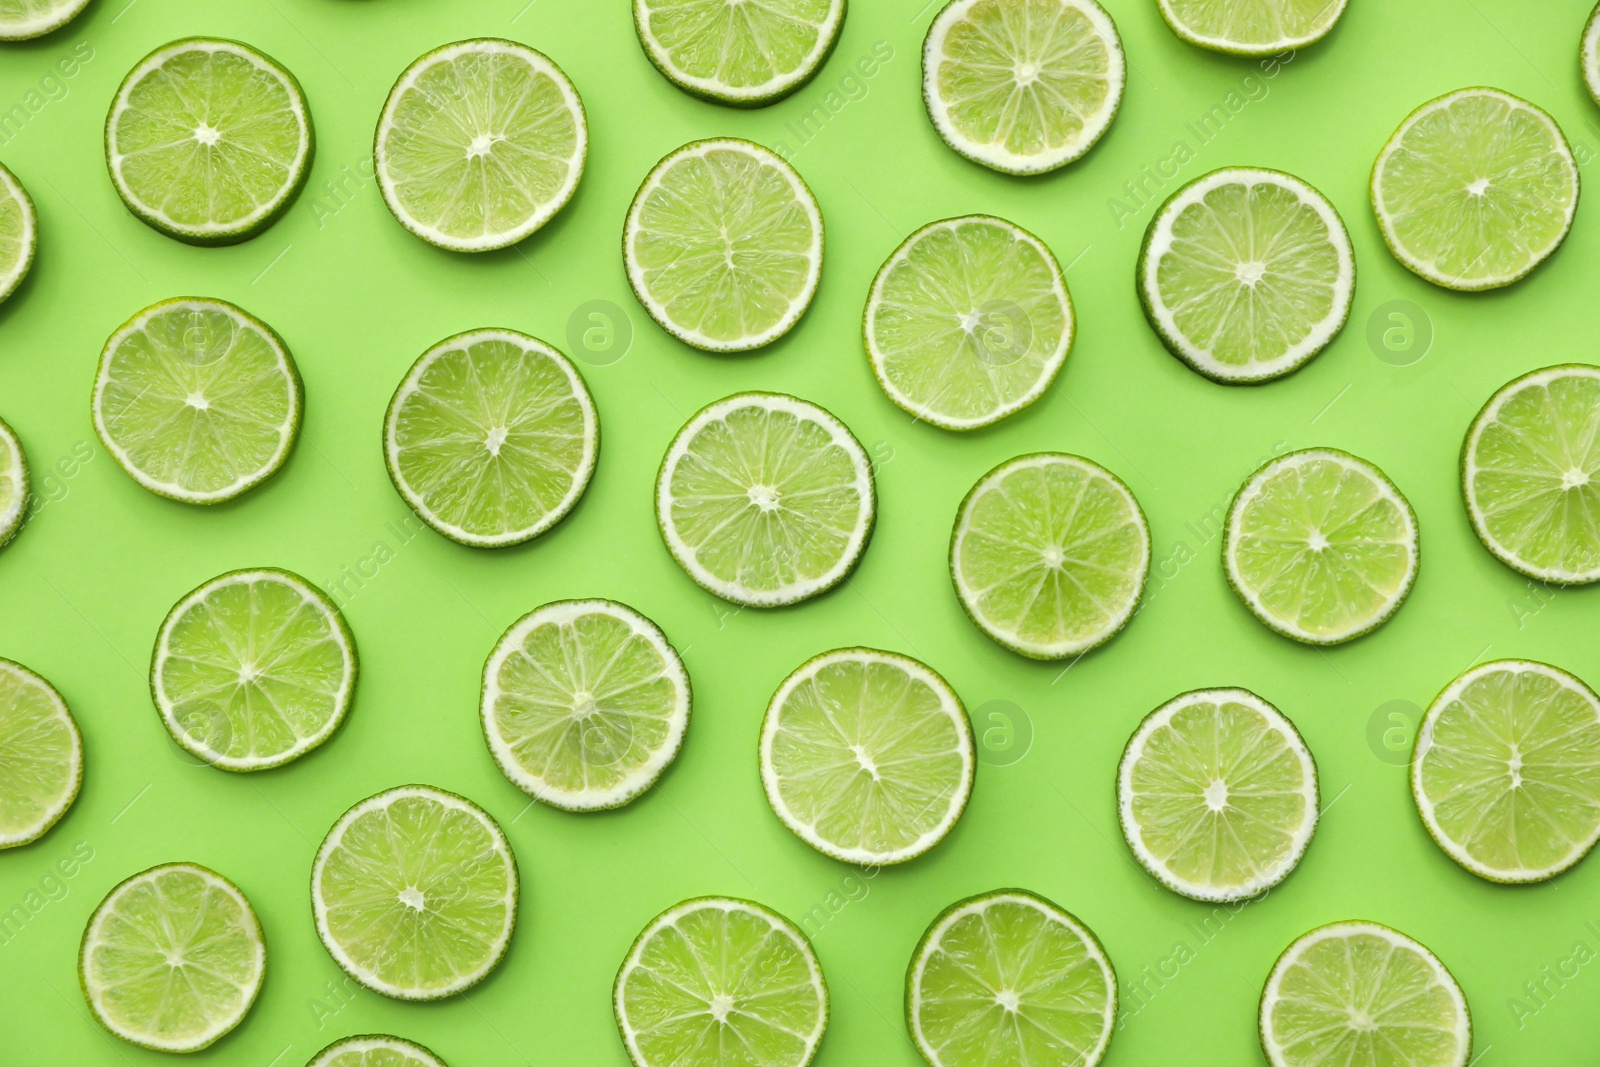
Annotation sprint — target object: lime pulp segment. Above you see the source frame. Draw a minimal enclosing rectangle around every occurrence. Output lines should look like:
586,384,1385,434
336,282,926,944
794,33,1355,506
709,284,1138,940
0,0,92,39
308,1035,449,1067
0,416,27,550
1586,4,1600,108
634,0,847,105
0,659,82,848
0,163,37,304
1158,0,1349,55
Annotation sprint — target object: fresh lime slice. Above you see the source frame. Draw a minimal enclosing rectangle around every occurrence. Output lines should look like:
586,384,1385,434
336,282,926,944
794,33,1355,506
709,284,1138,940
92,298,302,504
106,38,313,245
1412,659,1600,883
80,863,266,1053
1224,448,1418,645
625,139,822,352
0,415,28,550
1139,168,1355,383
308,1035,448,1067
907,889,1116,1067
1371,87,1578,291
312,785,518,1001
384,328,598,548
1260,921,1471,1067
0,0,91,39
615,897,828,1067
864,215,1073,430
657,392,874,607
1158,0,1348,55
1118,688,1317,902
760,648,974,865
634,0,846,106
950,453,1149,660
375,39,586,252
0,658,82,848
922,0,1125,175
1462,364,1600,583
482,599,691,812
152,568,357,771
1586,4,1600,107
0,162,37,305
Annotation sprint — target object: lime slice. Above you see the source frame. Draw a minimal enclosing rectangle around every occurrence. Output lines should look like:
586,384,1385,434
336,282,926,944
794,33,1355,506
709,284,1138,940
0,658,82,848
0,415,28,551
375,39,586,253
152,568,357,771
1224,449,1418,645
922,0,1125,175
864,215,1073,430
950,453,1149,660
614,896,828,1067
1158,0,1348,55
760,648,974,865
0,162,37,305
1260,921,1471,1067
384,328,598,548
1371,88,1578,291
1412,659,1600,883
1586,4,1600,108
80,863,266,1053
482,599,691,812
907,889,1116,1067
625,139,822,352
312,785,517,1000
308,1035,448,1067
106,38,313,245
0,0,91,39
1462,364,1600,583
1139,168,1355,384
634,0,846,106
1118,688,1318,902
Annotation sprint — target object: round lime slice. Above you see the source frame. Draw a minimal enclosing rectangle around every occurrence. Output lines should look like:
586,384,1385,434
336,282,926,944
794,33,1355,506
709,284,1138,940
1260,921,1471,1067
922,0,1124,175
760,648,974,865
1224,448,1419,645
384,328,598,548
907,889,1116,1067
0,162,37,305
1372,87,1578,291
634,0,846,106
625,139,823,352
1118,688,1318,902
106,38,313,245
951,453,1149,659
0,658,82,848
308,1035,448,1067
0,415,28,551
1139,168,1355,383
375,39,586,252
1586,4,1600,107
1158,0,1349,55
615,896,828,1067
0,0,91,39
80,863,266,1053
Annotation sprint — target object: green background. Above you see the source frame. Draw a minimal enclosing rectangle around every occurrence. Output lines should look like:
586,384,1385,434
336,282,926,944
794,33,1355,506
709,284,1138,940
2,0,1598,1062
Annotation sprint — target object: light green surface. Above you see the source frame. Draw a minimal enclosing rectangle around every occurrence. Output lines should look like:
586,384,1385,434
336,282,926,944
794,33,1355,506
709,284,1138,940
2,0,1600,1063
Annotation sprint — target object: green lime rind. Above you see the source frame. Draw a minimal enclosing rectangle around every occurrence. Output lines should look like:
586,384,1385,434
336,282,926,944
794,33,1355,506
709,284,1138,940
0,0,92,41
905,888,1117,1067
0,657,82,849
0,415,30,551
307,1034,449,1067
633,0,847,107
1585,4,1600,108
0,162,37,305
1156,0,1349,56
105,38,314,246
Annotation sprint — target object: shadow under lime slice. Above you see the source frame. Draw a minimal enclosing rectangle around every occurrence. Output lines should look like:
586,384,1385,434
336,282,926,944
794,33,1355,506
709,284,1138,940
634,0,846,106
0,0,92,40
308,1035,449,1067
1158,0,1349,55
0,415,28,550
0,658,82,848
0,163,36,305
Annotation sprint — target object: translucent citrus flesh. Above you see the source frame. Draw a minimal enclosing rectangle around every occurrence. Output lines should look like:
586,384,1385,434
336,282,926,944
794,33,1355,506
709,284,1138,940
0,173,30,296
311,1037,443,1067
0,664,76,843
1163,0,1343,48
0,423,23,541
639,0,836,91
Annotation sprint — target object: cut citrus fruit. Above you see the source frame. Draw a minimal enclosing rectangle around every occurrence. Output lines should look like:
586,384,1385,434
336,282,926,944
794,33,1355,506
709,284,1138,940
482,599,690,812
922,0,1125,175
634,0,846,106
106,38,313,245
1371,87,1578,291
80,863,266,1053
1139,168,1354,383
625,139,822,352
0,658,82,848
1158,0,1348,55
0,162,36,305
760,648,974,865
152,568,357,771
1260,921,1471,1067
907,889,1116,1067
308,1035,448,1067
1462,364,1600,583
1224,449,1418,645
312,785,517,1000
615,897,827,1067
1586,4,1600,108
951,453,1149,659
1118,688,1317,902
0,415,27,550
1412,659,1600,883
657,392,874,607
0,0,91,39
375,39,586,252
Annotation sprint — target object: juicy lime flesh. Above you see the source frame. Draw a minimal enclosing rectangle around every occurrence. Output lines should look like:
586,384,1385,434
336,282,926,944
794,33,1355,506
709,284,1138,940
622,905,823,1067
0,427,21,532
1469,373,1600,578
317,1043,436,1067
0,181,28,291
917,899,1111,1066
382,48,580,242
0,669,74,841
770,657,966,855
632,148,816,344
391,338,591,540
1419,667,1600,875
642,0,834,89
872,221,1068,423
113,47,303,231
98,306,294,496
1377,93,1576,286
0,0,82,33
1164,0,1341,46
